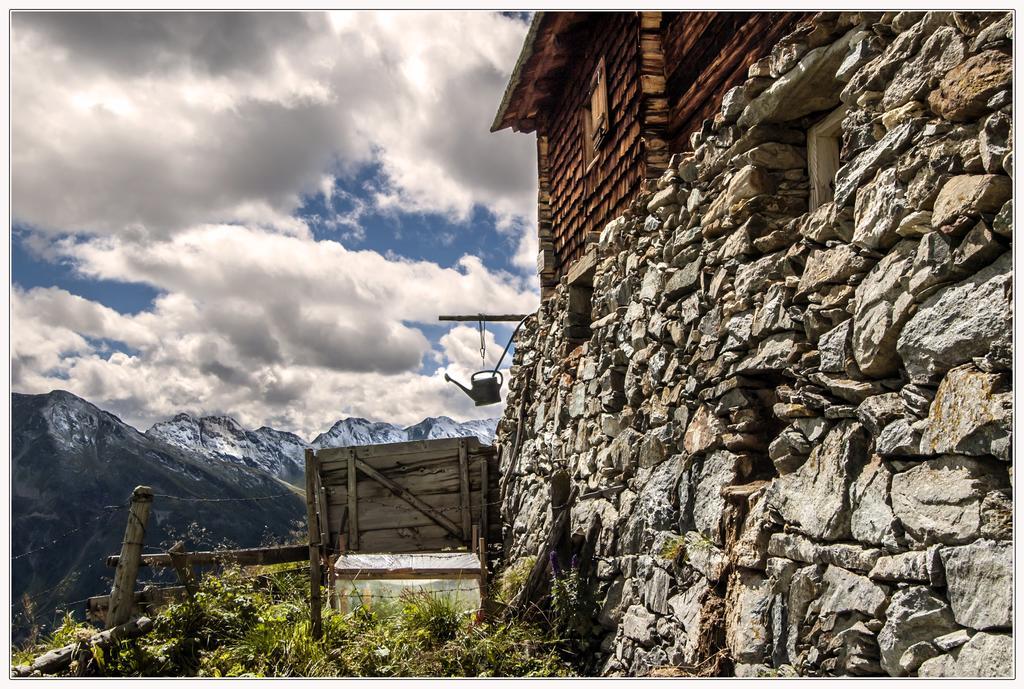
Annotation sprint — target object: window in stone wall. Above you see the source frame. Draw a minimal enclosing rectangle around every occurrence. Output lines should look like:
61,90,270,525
807,106,848,210
580,57,609,172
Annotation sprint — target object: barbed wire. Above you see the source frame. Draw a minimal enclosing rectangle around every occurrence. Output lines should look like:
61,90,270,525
10,560,106,611
11,506,127,561
150,490,300,503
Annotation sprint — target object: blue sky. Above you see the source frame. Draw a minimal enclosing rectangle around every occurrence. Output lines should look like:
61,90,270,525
10,11,538,437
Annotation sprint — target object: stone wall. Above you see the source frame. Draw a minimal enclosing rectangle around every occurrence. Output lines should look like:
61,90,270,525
495,11,1013,678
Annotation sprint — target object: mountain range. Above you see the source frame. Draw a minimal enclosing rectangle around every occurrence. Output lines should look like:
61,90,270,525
10,389,497,640
146,410,497,486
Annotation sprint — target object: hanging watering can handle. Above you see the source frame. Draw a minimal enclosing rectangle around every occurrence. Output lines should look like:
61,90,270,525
491,316,529,373
472,370,503,385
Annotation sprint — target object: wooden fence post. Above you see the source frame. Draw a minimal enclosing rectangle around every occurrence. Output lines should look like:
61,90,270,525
458,439,471,540
305,449,323,640
166,541,198,599
107,485,153,628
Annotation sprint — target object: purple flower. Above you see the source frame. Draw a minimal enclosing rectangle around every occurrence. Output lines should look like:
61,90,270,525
549,550,562,578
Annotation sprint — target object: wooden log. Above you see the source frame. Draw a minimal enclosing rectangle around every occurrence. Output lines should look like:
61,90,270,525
437,314,531,322
506,473,577,618
332,566,482,580
315,470,330,555
107,543,309,568
166,542,198,599
347,455,359,551
480,455,489,540
305,449,322,640
478,535,489,618
107,485,153,628
458,439,472,541
87,587,188,626
12,616,155,677
353,458,463,539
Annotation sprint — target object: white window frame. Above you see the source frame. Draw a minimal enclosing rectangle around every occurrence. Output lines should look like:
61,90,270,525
807,106,848,210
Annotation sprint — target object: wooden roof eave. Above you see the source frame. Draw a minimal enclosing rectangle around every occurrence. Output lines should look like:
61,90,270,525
490,12,588,134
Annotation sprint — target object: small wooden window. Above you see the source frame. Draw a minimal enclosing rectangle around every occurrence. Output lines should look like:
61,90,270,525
807,106,847,210
581,57,609,171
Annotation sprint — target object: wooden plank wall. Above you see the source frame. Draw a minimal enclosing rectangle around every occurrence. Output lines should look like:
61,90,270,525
661,11,808,152
543,12,643,274
315,439,500,554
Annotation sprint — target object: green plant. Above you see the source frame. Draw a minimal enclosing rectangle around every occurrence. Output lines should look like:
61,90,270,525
12,565,577,678
660,534,687,561
493,556,536,607
547,552,595,654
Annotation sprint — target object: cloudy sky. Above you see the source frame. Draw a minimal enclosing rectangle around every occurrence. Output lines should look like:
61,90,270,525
10,11,539,437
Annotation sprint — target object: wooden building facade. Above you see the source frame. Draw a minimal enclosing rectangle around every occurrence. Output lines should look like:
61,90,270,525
492,11,810,296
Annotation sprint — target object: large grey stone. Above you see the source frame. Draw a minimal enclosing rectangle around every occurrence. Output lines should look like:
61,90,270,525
667,582,709,665
622,604,657,646
645,567,672,615
855,393,903,436
620,458,684,553
853,168,908,250
851,240,917,377
734,332,804,374
797,244,873,298
849,454,900,549
878,586,959,677
817,565,889,618
767,421,869,541
868,550,930,583
834,121,917,207
897,252,1012,384
875,419,922,457
928,49,1012,122
939,539,1012,631
917,632,1013,677
734,250,786,300
880,26,965,111
725,569,772,664
734,142,806,170
682,404,724,455
692,450,739,545
738,27,859,128
818,319,853,374
891,455,1009,546
931,174,1013,228
979,111,1011,173
919,364,1011,461
683,531,727,582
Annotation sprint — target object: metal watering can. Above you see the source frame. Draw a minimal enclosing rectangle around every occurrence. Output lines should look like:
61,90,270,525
444,370,504,407
442,315,527,407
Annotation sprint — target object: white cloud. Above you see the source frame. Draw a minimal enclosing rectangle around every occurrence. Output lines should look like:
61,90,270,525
11,11,536,243
12,225,538,436
10,11,543,433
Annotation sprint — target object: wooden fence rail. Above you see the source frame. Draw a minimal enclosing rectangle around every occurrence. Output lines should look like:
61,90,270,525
106,543,308,569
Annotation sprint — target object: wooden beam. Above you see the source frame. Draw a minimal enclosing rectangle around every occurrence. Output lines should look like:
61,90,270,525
87,587,188,626
353,458,464,539
438,314,530,322
305,449,322,640
458,439,472,541
332,567,482,580
166,542,198,599
107,485,153,628
315,470,331,555
347,454,360,551
566,245,598,287
480,456,489,540
13,616,155,677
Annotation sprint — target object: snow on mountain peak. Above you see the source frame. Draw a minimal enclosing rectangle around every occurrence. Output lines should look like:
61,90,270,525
147,412,498,485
